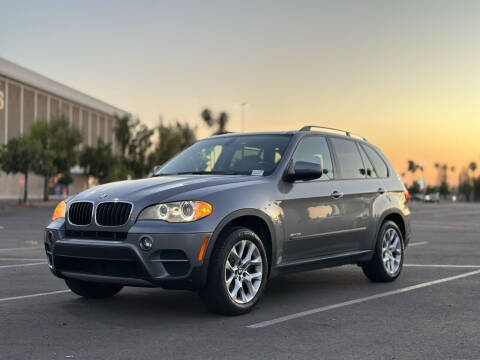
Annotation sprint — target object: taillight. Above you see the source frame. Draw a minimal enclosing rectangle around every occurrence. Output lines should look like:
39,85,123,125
404,190,410,203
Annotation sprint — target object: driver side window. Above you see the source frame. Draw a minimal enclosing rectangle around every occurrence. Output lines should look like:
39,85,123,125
292,136,334,180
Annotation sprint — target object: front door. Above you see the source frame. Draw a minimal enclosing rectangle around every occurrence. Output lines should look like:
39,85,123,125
281,135,346,262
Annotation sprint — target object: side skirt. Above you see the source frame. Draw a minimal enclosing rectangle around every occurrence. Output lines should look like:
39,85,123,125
271,250,373,277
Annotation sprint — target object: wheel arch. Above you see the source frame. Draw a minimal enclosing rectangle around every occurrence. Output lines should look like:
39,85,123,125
204,209,277,276
378,210,407,246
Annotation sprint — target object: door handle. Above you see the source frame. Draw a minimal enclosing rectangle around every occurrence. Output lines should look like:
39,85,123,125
331,190,344,199
377,187,386,194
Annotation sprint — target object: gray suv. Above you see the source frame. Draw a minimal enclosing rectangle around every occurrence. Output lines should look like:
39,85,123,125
45,126,411,315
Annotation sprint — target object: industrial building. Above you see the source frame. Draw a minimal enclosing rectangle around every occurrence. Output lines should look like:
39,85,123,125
0,57,129,199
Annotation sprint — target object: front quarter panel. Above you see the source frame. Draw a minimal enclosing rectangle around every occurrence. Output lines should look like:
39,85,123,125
170,179,285,268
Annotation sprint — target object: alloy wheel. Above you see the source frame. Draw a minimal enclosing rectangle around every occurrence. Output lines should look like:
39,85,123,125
225,240,263,304
382,228,402,275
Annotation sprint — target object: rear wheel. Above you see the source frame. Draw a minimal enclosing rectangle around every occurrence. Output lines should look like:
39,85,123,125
362,220,404,282
65,278,123,299
200,227,268,315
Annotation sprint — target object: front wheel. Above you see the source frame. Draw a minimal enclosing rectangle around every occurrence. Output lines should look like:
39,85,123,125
65,278,123,299
362,220,404,282
200,227,268,315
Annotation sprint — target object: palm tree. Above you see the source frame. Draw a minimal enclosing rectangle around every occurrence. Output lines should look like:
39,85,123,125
469,162,477,177
407,160,417,174
407,160,426,193
442,164,448,182
468,162,478,201
432,162,441,185
201,109,229,135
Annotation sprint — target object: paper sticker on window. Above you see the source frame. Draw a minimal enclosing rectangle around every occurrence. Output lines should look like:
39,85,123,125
251,170,264,176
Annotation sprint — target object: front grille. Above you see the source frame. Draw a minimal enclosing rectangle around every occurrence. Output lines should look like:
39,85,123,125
96,202,132,226
54,256,147,278
65,230,128,241
68,202,93,225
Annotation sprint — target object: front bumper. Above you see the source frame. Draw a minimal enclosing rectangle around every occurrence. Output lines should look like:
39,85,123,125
45,221,212,290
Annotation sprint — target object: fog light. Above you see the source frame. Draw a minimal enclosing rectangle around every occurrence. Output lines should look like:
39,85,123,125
139,236,154,251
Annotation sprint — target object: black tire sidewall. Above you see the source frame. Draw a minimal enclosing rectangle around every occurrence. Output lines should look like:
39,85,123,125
206,227,268,314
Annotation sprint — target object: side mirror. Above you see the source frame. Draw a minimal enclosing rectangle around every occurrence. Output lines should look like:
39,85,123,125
287,161,323,182
152,165,164,177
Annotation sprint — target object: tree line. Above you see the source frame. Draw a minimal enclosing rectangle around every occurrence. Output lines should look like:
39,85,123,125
404,160,479,201
0,108,229,203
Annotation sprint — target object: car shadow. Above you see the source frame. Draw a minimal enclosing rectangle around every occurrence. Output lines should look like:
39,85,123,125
60,287,214,329
259,266,371,306
58,266,372,327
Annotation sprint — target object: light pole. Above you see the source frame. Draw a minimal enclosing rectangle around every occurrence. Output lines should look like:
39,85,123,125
240,102,248,132
420,162,426,196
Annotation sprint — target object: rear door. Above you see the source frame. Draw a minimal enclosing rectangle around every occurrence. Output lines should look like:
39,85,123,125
328,137,376,251
281,135,347,261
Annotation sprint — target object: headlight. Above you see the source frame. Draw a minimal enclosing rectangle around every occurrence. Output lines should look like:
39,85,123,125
52,200,66,221
138,201,213,222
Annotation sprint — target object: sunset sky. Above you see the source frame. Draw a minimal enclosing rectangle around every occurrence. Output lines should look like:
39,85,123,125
2,1,479,186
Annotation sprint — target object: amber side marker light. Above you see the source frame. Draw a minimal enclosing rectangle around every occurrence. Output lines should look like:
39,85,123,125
52,201,66,221
198,236,210,261
194,201,213,220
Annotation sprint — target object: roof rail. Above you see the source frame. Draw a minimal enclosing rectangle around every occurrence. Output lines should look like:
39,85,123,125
299,125,368,142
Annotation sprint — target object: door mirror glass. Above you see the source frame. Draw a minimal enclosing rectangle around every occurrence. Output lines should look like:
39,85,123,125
287,161,323,181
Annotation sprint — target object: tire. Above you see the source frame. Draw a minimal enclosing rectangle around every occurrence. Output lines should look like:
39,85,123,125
200,226,268,315
65,278,123,299
362,220,404,282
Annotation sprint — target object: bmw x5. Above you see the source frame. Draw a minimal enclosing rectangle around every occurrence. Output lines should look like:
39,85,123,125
45,126,411,315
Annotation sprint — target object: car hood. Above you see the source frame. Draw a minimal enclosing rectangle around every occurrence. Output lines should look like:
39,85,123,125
72,175,261,204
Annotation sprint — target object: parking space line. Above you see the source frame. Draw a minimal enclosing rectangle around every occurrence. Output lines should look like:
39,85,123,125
0,290,71,303
405,264,480,268
413,224,478,231
0,246,43,252
409,241,428,247
247,269,480,329
0,262,47,269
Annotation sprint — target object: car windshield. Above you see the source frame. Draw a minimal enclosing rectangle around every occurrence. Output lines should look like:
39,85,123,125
154,134,292,176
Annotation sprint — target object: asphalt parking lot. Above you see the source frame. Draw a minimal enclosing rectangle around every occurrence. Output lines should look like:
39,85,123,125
0,201,479,359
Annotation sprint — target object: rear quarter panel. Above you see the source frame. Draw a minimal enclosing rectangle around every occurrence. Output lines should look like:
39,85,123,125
374,147,411,247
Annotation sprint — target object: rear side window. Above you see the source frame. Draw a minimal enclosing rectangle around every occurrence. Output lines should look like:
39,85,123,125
358,145,376,177
330,138,365,179
362,145,389,178
292,136,334,180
